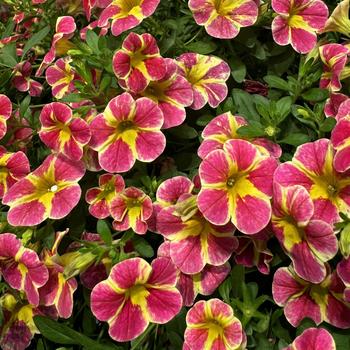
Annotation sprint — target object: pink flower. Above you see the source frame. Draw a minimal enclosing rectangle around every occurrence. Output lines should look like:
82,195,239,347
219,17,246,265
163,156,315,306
272,184,337,283
39,102,91,161
46,57,78,99
97,0,160,37
0,146,30,198
140,58,193,129
189,0,258,39
113,32,166,93
319,44,349,91
283,328,336,350
3,154,85,226
324,93,348,118
110,187,153,234
86,173,125,219
36,16,76,76
0,233,48,306
185,299,244,350
0,94,12,140
272,265,350,328
12,61,43,97
271,0,329,53
90,92,166,173
197,139,277,234
337,257,350,302
91,257,182,342
177,53,230,110
198,112,282,159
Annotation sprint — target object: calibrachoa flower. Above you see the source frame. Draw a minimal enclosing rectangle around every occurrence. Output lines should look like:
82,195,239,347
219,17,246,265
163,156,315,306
185,299,244,350
234,230,273,275
198,112,282,159
323,0,350,36
140,58,193,129
274,138,350,224
337,257,350,302
39,231,78,319
283,328,336,350
271,0,329,54
331,101,350,173
46,57,78,99
39,102,91,161
158,241,230,306
110,186,153,234
0,294,38,350
157,194,237,274
91,257,182,342
0,233,48,306
272,266,350,328
3,154,85,226
0,94,12,140
36,16,76,76
89,92,166,173
86,173,125,219
113,32,166,93
272,184,337,283
177,53,230,110
12,61,43,97
0,146,30,198
97,0,160,37
319,44,349,91
198,139,278,234
188,0,258,39
324,93,348,118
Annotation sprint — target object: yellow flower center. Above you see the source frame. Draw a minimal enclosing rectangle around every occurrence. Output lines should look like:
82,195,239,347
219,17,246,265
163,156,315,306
130,51,145,68
118,120,135,132
118,0,141,13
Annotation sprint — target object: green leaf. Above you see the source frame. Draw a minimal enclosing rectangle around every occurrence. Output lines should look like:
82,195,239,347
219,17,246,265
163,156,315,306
97,219,112,245
196,114,213,126
61,93,85,103
320,117,336,132
232,89,260,121
279,133,310,146
19,95,31,117
0,42,18,67
301,88,329,102
34,316,122,350
186,41,217,55
276,96,292,123
263,75,290,91
218,278,232,303
22,26,50,59
237,121,265,138
86,30,100,54
230,56,246,83
132,235,154,258
168,124,198,139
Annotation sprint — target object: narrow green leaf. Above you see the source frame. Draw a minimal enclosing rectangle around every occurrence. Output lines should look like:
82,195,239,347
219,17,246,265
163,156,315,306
168,124,198,139
301,88,329,102
22,26,50,59
133,235,154,258
279,133,310,146
186,41,217,55
263,75,290,91
97,219,112,245
86,30,100,54
320,117,336,132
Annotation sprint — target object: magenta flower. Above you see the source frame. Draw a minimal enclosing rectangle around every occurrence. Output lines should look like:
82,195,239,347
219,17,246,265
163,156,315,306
113,32,166,93
177,53,230,110
198,139,278,234
0,146,30,199
158,241,230,306
91,257,182,342
271,0,329,53
274,138,350,224
39,102,91,161
283,328,336,350
0,94,12,140
36,16,76,76
234,230,273,275
0,233,48,306
140,58,193,129
46,57,78,99
110,187,153,234
188,0,258,39
3,154,85,226
86,173,125,219
272,266,350,328
198,112,282,159
324,93,348,118
319,44,349,91
272,184,337,283
185,299,244,350
90,92,166,173
12,61,43,97
97,0,160,37
337,258,350,302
